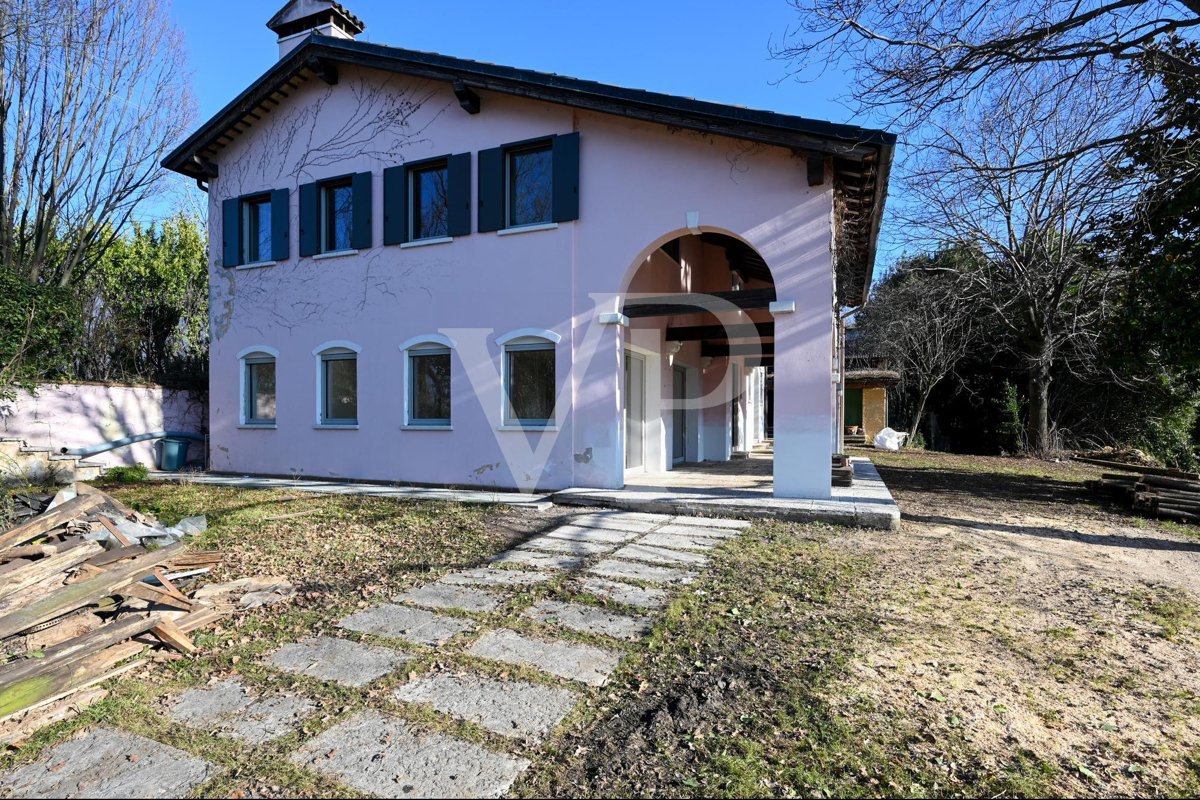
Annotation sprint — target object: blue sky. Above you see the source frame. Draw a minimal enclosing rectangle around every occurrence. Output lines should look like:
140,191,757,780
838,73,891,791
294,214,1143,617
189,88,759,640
168,0,898,275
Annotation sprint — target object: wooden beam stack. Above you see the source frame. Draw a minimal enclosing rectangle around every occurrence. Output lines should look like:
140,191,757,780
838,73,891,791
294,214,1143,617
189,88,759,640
1087,471,1200,523
0,483,226,730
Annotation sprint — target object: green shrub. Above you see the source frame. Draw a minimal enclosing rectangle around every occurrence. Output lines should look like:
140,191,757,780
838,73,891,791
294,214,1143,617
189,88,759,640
995,380,1025,455
103,464,150,484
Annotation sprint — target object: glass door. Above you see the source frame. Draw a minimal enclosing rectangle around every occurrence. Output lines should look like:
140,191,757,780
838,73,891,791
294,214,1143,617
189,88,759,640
672,366,686,464
624,351,645,471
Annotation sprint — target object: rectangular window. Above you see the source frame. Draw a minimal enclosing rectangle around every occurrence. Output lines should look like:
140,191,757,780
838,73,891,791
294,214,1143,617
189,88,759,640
322,354,358,424
321,180,354,253
242,196,272,264
244,359,276,425
506,143,553,228
411,162,450,240
505,344,555,425
409,348,451,425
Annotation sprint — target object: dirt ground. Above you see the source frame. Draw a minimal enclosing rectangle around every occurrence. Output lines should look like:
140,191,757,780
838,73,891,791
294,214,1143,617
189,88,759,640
831,451,1200,796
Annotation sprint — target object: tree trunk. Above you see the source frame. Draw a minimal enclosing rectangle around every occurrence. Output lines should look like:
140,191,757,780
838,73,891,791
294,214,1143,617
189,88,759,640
1027,362,1052,455
907,390,930,447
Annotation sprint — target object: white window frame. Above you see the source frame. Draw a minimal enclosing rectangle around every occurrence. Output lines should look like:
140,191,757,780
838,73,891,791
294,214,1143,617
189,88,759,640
399,334,456,430
496,328,561,430
312,340,361,428
237,346,279,429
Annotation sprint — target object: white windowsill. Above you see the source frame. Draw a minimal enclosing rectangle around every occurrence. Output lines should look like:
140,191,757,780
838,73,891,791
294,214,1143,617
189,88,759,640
401,424,454,431
238,423,277,430
236,260,276,271
497,222,558,236
313,249,357,260
400,236,453,249
314,423,360,430
498,423,559,432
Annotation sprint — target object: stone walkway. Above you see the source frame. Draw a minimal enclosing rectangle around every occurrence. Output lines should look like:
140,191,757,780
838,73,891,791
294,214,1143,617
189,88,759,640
1,511,750,799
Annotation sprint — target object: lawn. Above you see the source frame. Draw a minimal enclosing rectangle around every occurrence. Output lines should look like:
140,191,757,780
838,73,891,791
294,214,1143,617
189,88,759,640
2,452,1198,798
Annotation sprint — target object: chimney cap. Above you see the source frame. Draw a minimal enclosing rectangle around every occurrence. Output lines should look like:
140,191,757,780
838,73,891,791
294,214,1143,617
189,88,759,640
267,0,365,39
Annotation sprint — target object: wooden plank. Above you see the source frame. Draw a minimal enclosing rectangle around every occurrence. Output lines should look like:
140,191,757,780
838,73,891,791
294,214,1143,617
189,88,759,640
97,517,134,547
0,544,181,640
0,544,57,563
85,545,147,568
623,288,776,319
0,541,104,601
665,322,774,342
150,619,195,654
123,583,193,611
0,494,103,555
1071,457,1200,481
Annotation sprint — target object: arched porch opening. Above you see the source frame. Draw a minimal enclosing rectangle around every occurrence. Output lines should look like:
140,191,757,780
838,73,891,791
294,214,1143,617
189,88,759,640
616,228,777,490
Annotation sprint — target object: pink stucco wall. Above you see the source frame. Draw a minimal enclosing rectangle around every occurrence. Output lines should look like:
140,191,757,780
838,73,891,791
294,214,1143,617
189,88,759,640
0,383,206,467
204,64,835,497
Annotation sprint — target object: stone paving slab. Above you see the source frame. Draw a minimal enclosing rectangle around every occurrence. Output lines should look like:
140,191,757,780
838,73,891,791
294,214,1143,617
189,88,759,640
612,543,710,568
265,636,411,687
221,694,317,744
393,672,579,742
652,523,739,539
339,603,474,645
517,536,614,557
440,568,553,587
568,515,661,533
490,549,584,570
0,727,216,799
638,531,719,551
589,559,698,585
169,679,255,727
671,516,751,529
397,583,503,613
586,511,672,522
523,600,653,641
574,576,669,609
467,629,623,686
292,710,529,799
544,525,640,545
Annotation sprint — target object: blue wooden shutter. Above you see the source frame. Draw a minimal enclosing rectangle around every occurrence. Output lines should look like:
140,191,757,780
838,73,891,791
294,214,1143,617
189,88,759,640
298,182,319,257
447,152,471,237
351,171,373,250
383,165,408,245
270,188,289,261
477,146,504,232
552,132,580,222
222,197,241,267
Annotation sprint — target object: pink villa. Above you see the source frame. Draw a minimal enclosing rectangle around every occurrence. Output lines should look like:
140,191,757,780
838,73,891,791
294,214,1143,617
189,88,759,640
162,0,894,501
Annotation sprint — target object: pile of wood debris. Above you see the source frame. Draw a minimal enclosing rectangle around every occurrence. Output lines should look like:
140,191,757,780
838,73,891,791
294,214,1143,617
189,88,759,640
1086,463,1200,523
0,482,227,745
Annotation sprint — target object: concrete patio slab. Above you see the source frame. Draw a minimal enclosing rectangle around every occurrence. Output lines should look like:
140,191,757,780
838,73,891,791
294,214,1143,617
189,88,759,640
393,672,579,741
589,559,698,585
221,694,316,744
517,536,614,556
397,584,503,613
573,577,669,609
467,629,623,686
612,543,710,568
490,550,585,570
0,728,216,799
169,679,255,727
339,603,474,645
523,600,653,641
553,458,900,530
544,525,640,545
671,516,751,529
292,710,528,798
265,636,411,687
652,523,739,540
440,568,554,587
567,515,662,533
638,531,719,551
149,471,553,509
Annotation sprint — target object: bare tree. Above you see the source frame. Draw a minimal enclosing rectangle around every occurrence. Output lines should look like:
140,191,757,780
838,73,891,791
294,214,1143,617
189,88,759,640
775,0,1199,169
857,255,983,441
0,0,194,288
900,74,1128,453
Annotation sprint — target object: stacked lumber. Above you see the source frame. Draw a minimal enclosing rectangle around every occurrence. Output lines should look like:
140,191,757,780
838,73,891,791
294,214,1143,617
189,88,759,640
1087,472,1200,523
0,482,226,738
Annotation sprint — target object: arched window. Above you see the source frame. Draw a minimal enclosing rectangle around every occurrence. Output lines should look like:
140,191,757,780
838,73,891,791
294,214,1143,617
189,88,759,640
237,346,279,427
497,329,560,429
312,340,361,427
399,334,455,429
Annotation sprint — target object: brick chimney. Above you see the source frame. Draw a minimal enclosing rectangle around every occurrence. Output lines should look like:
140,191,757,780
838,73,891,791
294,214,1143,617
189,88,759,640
267,0,365,59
